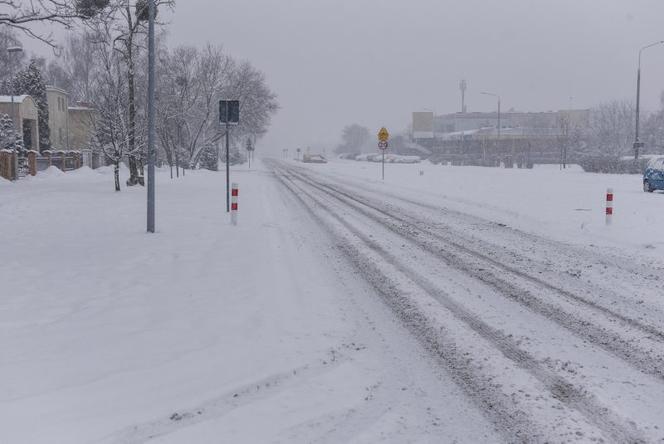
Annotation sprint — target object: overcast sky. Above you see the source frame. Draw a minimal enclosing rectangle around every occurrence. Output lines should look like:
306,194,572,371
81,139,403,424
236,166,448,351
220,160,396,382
29,0,664,154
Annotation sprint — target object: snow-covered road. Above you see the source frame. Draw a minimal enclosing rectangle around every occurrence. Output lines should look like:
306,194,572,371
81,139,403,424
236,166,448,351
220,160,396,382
269,159,664,442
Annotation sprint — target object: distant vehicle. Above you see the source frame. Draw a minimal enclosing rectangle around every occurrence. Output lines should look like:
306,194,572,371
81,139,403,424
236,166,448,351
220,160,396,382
302,153,327,164
643,157,664,192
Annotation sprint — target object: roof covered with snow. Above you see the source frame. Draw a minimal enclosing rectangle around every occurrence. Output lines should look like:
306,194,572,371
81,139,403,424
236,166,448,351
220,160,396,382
46,85,69,95
0,95,30,104
68,106,95,111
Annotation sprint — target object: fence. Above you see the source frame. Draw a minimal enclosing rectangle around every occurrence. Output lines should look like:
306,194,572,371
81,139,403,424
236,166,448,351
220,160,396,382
80,149,106,169
1,150,86,180
37,151,83,172
0,149,16,180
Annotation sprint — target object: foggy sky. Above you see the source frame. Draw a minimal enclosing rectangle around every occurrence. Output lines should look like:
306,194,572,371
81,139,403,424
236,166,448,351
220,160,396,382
28,0,664,155
163,0,664,154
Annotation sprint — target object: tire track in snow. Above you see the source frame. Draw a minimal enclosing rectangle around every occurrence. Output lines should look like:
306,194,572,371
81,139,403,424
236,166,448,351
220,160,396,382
304,164,664,281
296,163,664,323
99,346,357,444
272,165,646,443
282,165,664,383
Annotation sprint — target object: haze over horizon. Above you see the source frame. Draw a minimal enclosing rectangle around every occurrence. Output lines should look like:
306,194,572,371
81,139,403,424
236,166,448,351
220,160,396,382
27,0,664,155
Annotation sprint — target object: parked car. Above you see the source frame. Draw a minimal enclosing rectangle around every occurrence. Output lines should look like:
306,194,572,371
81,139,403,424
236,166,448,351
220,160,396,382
302,153,327,164
643,157,664,192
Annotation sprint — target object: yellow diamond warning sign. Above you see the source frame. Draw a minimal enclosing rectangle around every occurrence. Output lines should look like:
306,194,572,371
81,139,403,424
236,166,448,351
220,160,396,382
378,127,389,143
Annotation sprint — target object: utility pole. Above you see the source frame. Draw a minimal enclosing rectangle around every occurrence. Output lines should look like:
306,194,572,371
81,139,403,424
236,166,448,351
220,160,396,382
146,0,156,233
634,41,664,160
226,119,230,212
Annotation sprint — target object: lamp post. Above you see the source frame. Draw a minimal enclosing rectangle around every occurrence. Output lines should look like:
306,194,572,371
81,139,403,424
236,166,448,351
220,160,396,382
7,46,23,180
146,0,156,233
634,40,664,160
481,91,501,165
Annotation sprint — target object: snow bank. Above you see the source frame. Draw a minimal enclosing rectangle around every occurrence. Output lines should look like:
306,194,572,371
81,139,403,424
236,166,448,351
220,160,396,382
40,165,66,177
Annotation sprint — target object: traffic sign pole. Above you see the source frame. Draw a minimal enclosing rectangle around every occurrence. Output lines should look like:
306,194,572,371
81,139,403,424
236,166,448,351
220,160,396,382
226,120,230,212
219,100,240,213
377,127,389,181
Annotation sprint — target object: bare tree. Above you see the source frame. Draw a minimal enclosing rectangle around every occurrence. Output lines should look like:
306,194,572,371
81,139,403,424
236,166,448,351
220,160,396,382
155,44,200,176
0,27,25,80
641,92,664,155
86,18,142,191
0,0,92,49
156,43,277,170
81,0,173,186
557,112,572,168
227,60,279,143
335,124,370,154
587,100,635,157
44,31,97,101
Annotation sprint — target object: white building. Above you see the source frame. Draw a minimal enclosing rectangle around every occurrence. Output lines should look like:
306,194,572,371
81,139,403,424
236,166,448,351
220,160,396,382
46,86,70,151
0,95,40,151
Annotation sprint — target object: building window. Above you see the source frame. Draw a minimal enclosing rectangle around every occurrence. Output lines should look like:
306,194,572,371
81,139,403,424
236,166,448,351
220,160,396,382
59,128,64,144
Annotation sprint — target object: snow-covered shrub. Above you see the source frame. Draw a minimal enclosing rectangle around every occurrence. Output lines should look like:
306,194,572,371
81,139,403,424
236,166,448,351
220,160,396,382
578,155,649,174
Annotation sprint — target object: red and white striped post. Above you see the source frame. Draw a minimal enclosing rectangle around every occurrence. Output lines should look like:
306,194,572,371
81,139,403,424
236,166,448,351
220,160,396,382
231,182,238,225
605,188,613,225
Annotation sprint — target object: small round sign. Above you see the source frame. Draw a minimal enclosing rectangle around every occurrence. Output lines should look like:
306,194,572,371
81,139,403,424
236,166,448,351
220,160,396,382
378,141,388,150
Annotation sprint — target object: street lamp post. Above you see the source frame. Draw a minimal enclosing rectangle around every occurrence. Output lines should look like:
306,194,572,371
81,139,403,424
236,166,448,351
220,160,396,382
7,46,23,180
634,40,664,160
146,0,156,233
481,91,501,165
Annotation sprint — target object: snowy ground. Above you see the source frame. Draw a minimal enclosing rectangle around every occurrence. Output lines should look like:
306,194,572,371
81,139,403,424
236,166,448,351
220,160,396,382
2,160,664,442
1,165,498,443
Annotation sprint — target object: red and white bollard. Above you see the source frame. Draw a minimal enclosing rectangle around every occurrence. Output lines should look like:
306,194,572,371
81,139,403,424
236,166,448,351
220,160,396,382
605,188,613,225
231,182,238,225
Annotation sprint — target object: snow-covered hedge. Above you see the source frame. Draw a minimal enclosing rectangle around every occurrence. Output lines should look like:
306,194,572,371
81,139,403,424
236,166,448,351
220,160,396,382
578,156,650,174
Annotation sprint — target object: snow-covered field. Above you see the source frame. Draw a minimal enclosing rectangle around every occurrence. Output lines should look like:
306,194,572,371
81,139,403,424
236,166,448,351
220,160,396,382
2,159,664,442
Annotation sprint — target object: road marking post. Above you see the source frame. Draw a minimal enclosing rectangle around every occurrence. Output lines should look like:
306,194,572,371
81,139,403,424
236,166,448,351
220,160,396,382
605,188,613,225
231,183,239,225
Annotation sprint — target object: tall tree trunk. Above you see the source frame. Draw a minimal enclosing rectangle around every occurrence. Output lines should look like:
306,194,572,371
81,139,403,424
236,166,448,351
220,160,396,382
114,160,120,191
125,5,144,187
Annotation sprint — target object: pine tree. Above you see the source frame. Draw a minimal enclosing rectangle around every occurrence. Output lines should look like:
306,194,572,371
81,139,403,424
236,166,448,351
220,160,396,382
12,60,50,151
199,144,219,171
229,143,246,165
0,113,23,151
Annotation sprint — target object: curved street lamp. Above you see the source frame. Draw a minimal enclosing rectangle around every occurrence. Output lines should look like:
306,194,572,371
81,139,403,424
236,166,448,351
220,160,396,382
634,40,664,159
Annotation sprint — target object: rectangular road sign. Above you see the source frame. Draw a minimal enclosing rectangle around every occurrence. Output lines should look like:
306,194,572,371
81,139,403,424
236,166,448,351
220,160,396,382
219,100,240,124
